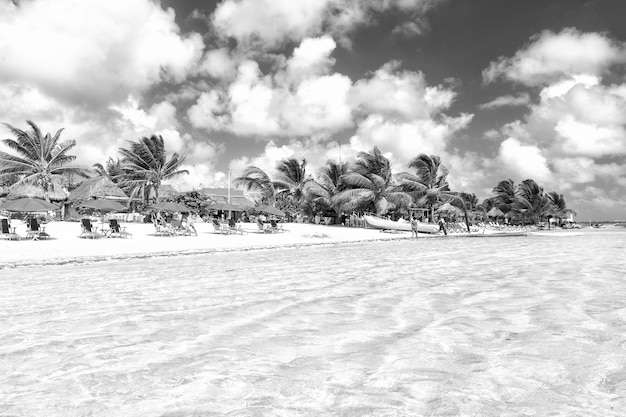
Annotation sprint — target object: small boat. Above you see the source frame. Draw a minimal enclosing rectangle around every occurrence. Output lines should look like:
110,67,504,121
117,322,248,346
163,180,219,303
364,215,440,234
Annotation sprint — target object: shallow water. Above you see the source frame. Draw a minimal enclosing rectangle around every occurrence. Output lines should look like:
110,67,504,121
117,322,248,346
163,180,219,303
2,229,626,416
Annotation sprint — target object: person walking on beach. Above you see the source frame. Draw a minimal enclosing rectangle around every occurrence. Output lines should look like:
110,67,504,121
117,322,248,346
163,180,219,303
438,217,448,235
411,215,419,239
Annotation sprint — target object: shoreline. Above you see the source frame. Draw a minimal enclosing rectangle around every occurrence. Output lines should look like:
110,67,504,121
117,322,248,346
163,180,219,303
1,221,428,269
2,220,593,270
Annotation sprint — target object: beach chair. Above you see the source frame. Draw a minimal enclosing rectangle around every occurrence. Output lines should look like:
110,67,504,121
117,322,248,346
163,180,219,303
152,214,174,236
80,218,103,239
26,218,51,240
256,218,271,233
109,219,132,238
269,219,288,233
0,218,20,240
228,218,247,235
211,218,234,234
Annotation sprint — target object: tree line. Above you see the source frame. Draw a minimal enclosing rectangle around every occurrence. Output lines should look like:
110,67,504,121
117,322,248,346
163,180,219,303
0,121,573,225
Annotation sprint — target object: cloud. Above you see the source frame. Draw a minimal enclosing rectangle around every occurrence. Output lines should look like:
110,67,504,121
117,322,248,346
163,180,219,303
349,61,456,119
188,37,354,137
477,29,626,220
483,28,626,86
496,138,551,183
479,93,531,110
211,0,446,50
0,0,204,107
197,48,238,80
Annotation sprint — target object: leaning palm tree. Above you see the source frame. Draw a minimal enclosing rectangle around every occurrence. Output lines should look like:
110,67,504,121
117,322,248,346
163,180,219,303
397,154,450,222
304,160,349,218
0,120,89,200
513,179,551,226
546,191,575,227
492,179,517,214
233,166,275,204
273,158,311,210
118,135,188,203
333,147,412,215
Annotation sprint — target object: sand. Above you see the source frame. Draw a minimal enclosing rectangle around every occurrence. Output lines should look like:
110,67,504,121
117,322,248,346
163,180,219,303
1,220,424,267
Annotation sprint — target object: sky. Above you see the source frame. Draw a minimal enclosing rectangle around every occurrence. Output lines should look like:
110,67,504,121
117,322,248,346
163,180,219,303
1,0,625,221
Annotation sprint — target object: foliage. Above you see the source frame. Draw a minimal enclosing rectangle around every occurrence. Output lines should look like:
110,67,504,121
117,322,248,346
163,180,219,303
397,154,451,221
303,159,348,216
233,166,275,204
168,190,212,217
93,157,124,182
118,135,188,203
0,120,90,200
333,147,412,215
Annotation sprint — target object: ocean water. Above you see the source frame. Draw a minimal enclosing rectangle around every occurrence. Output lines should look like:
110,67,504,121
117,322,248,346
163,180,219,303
1,229,626,416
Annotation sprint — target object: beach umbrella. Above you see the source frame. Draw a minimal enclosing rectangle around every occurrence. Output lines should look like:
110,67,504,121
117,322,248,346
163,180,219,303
1,197,59,212
150,201,190,213
487,207,505,217
256,204,285,217
79,199,127,230
209,202,245,212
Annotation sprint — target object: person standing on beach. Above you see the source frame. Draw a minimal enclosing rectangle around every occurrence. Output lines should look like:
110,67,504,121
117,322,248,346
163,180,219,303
411,215,419,239
438,217,448,235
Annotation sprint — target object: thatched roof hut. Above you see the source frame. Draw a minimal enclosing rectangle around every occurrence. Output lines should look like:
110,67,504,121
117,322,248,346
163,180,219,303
69,177,128,201
7,182,68,201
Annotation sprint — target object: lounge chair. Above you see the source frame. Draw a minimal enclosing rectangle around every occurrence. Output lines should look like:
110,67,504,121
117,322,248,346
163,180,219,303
0,218,20,240
79,218,103,239
211,218,235,234
109,219,132,238
228,218,247,234
269,219,288,233
152,214,174,236
256,219,272,233
26,218,51,240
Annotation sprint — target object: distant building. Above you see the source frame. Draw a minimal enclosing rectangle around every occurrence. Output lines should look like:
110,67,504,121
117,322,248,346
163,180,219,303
201,188,255,208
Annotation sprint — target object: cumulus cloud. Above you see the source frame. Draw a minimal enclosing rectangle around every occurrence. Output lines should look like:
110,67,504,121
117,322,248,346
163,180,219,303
197,48,238,80
496,138,551,183
211,0,446,49
483,28,626,86
188,37,353,137
0,0,204,107
349,61,456,119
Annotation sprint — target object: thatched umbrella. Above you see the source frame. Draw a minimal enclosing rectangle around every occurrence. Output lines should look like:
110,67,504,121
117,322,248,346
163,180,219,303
437,202,463,216
69,177,128,201
487,207,505,218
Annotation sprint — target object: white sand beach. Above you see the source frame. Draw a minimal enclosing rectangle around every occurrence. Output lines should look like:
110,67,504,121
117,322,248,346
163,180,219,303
1,220,426,267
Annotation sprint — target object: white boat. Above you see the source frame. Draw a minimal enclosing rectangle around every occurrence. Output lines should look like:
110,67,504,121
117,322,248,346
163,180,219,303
364,215,440,234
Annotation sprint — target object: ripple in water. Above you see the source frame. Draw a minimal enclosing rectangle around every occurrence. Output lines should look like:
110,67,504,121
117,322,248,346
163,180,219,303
1,230,626,416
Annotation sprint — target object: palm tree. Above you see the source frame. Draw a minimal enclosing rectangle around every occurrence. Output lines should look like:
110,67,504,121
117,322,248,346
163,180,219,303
304,160,349,219
233,166,275,204
513,179,552,226
273,158,311,211
333,147,412,215
118,134,188,203
397,154,450,222
492,179,517,213
0,120,89,200
547,191,575,226
93,157,124,182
